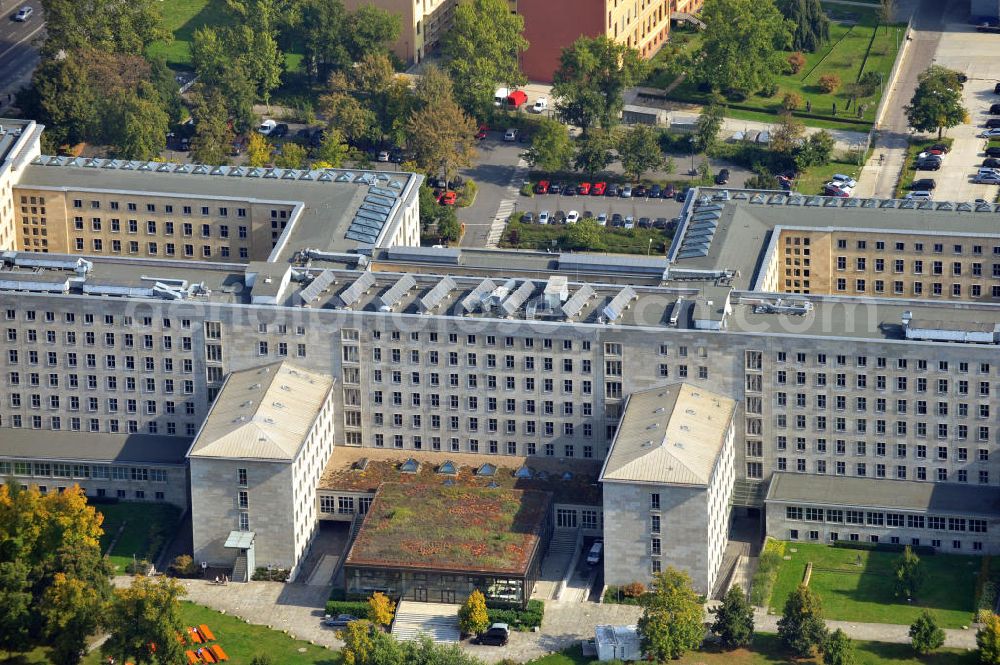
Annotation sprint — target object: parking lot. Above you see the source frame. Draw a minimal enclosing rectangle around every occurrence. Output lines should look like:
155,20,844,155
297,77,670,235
518,188,684,227
924,18,1000,201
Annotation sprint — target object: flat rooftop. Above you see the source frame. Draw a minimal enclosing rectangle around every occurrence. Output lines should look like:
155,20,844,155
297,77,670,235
766,472,1000,518
0,429,191,465
0,119,34,165
319,447,602,505
16,157,418,258
345,481,551,575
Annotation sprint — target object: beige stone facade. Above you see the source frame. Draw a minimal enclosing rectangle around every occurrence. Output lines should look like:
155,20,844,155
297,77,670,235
343,0,456,65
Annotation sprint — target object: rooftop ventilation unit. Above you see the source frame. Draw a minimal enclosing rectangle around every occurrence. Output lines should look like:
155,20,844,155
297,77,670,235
461,278,496,313
339,272,376,308
561,284,596,319
419,276,457,313
500,280,534,317
299,269,336,305
752,299,813,315
379,273,417,311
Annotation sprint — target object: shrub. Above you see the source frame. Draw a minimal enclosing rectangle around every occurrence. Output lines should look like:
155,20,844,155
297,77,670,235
325,600,370,618
604,585,645,605
368,592,396,627
486,600,544,631
458,591,490,636
787,52,807,74
758,83,779,98
125,558,151,575
623,582,647,598
818,74,842,94
458,179,478,207
782,92,803,112
168,554,199,578
251,566,290,581
749,539,785,606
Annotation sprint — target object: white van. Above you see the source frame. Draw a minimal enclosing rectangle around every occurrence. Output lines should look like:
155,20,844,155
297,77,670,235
586,541,603,565
494,87,511,107
257,119,277,135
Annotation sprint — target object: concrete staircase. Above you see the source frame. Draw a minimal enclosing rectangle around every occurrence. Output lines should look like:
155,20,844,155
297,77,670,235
390,601,460,643
531,528,578,600
232,554,248,583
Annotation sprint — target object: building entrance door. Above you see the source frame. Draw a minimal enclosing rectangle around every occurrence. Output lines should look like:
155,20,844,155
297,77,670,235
415,587,427,602
441,589,455,603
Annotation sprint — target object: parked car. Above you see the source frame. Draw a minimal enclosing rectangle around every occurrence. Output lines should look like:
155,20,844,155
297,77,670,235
980,128,1000,138
271,123,289,138
928,143,950,154
995,82,1000,94
566,210,580,224
824,184,851,197
620,184,633,198
532,97,548,113
653,217,669,229
257,119,277,135
582,210,593,220
676,187,690,202
634,184,648,197
824,181,853,195
295,127,313,140
553,210,567,223
983,158,1000,168
323,614,359,627
521,211,535,224
503,128,518,142
831,173,858,188
377,150,390,162
990,104,1000,115
911,178,936,190
916,151,943,161
986,118,1000,128
915,158,941,171
577,182,591,195
438,191,457,205
13,6,32,21
591,181,607,196
586,541,604,566
475,624,510,646
476,124,488,140
638,216,652,228
596,213,608,226
562,185,577,197
663,183,676,199
974,172,1000,184
986,147,1000,157
623,215,635,229
535,180,550,194
605,183,619,197
549,182,563,195
610,213,624,227
648,184,662,199
538,210,550,224
905,191,932,200
715,168,730,185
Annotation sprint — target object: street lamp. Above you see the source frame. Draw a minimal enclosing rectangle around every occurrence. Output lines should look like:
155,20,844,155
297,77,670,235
688,136,697,176
647,238,653,256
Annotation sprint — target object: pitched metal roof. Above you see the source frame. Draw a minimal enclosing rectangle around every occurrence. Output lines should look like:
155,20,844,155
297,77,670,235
600,383,736,487
187,361,333,461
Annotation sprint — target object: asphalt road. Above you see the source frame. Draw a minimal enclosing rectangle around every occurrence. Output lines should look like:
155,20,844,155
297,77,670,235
0,0,43,109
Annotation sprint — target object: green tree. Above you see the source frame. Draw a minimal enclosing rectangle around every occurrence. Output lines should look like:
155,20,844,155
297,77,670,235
321,92,378,145
779,0,830,52
823,628,856,665
40,0,168,55
695,100,725,152
436,208,462,243
878,0,897,28
368,591,396,627
292,0,349,81
617,125,664,182
405,97,477,181
190,27,259,132
443,0,528,117
710,586,755,649
458,590,490,636
893,546,924,599
979,612,1000,665
566,218,606,251
275,142,307,169
0,561,31,656
552,36,646,134
344,4,401,61
696,0,792,97
904,65,968,139
103,576,186,665
777,585,828,658
314,129,351,168
574,129,615,176
190,86,233,165
795,129,835,169
525,118,575,172
341,619,376,665
113,82,170,160
412,65,454,111
909,610,945,655
401,635,483,664
247,133,273,167
637,567,704,661
43,572,105,665
770,112,806,155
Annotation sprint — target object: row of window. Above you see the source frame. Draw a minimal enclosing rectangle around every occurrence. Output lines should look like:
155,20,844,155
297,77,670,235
373,393,594,415
767,438,991,461
774,393,993,411
0,460,170,481
834,278,1000,298
3,414,197,436
369,436,600,458
8,393,196,414
73,238,248,259
772,371,993,396
369,370,595,395
770,352,991,374
6,330,192,352
784,506,988,532
830,237,1000,255
754,459,992,484
66,197,266,219
73,217,250,238
771,415,992,441
835,256,1000,277
372,413,596,437
5,310,193,329
788,530,984,551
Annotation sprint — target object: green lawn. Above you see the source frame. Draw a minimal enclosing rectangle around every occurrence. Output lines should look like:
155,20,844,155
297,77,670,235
502,219,673,255
893,137,953,198
525,635,979,665
656,3,904,129
796,158,864,195
96,502,182,573
768,542,979,628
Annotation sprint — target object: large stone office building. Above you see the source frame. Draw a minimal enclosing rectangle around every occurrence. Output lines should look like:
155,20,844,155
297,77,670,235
1,118,1000,591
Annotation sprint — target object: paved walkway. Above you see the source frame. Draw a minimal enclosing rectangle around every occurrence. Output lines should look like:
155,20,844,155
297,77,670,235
753,608,979,649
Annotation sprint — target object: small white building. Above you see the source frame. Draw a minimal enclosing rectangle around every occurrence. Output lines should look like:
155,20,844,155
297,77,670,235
188,362,336,581
599,383,737,595
595,625,642,662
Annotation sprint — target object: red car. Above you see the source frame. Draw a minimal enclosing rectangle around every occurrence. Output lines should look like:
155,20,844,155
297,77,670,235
439,191,457,205
577,182,591,195
476,125,488,140
535,180,550,194
591,182,607,196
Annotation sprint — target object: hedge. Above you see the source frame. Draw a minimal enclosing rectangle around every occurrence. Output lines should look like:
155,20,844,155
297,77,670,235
749,538,785,606
324,600,370,618
486,599,544,631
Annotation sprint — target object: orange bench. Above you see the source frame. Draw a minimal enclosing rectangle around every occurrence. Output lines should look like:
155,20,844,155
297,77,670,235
200,649,217,664
210,645,229,662
185,650,199,665
188,628,202,644
198,624,216,642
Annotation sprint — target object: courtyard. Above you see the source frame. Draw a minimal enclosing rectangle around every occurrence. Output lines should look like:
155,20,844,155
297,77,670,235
767,542,982,628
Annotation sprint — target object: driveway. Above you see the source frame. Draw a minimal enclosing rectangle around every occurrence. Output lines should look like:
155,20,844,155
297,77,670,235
924,13,1000,201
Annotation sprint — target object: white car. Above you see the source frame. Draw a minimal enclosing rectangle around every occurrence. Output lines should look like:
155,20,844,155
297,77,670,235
623,215,635,229
596,213,608,226
586,541,603,566
916,151,943,161
565,210,579,224
831,173,857,188
905,191,932,200
532,97,548,113
13,6,32,21
377,150,390,162
974,172,1000,184
538,210,550,224
824,181,853,194
979,128,1000,138
503,128,518,142
257,119,277,135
